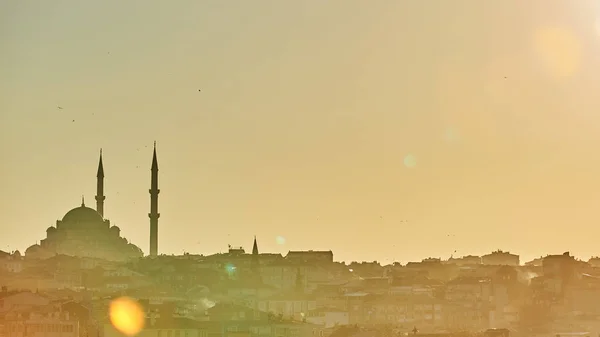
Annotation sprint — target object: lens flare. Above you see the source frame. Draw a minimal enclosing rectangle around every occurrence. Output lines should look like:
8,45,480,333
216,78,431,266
403,154,417,168
225,263,236,275
443,127,458,142
533,25,581,79
109,297,145,336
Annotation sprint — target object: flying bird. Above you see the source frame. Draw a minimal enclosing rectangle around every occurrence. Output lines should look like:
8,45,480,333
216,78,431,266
57,106,63,110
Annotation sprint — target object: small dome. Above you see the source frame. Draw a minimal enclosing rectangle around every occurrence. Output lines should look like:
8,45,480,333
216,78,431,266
25,245,40,255
110,226,121,236
13,250,21,257
126,243,143,256
46,226,56,233
61,205,104,224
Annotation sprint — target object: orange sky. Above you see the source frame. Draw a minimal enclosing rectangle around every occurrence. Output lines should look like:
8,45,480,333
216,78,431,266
2,1,600,264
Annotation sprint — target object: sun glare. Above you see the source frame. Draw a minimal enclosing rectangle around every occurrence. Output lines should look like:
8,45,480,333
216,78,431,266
533,25,582,79
109,297,145,336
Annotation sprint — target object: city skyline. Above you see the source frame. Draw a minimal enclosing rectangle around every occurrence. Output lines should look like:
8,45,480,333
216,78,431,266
1,144,596,265
4,1,600,263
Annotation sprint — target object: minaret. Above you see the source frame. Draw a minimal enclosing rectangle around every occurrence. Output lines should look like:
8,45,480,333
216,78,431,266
252,236,259,255
149,142,160,257
95,149,105,217
251,236,260,280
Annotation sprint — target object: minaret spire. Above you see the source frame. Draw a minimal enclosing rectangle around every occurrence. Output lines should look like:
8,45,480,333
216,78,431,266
252,236,259,255
81,195,85,207
149,141,160,257
95,149,105,217
251,236,260,279
151,142,158,170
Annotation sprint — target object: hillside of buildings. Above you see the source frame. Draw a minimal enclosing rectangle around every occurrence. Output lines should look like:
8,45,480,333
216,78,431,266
2,248,600,337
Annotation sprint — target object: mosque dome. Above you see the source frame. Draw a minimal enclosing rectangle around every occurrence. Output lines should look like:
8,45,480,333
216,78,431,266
25,244,53,259
25,244,43,256
25,244,41,255
46,226,56,233
62,205,104,224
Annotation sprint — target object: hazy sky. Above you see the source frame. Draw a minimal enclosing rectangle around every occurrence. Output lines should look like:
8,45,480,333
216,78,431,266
2,1,600,264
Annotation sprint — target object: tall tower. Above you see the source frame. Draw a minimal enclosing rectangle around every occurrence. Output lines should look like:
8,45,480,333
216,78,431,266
149,142,160,257
251,236,260,280
252,236,259,256
95,149,105,217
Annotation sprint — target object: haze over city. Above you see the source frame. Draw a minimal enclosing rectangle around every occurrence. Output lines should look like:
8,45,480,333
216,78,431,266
4,1,600,264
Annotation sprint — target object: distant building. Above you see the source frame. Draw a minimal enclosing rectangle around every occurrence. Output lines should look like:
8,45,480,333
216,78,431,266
24,147,162,261
445,277,493,331
103,317,203,337
481,251,519,266
446,255,482,266
286,251,333,264
257,291,318,320
0,251,23,273
305,308,349,328
0,291,50,313
389,276,442,296
445,276,492,302
589,256,600,268
525,257,544,267
541,252,586,288
2,310,79,337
